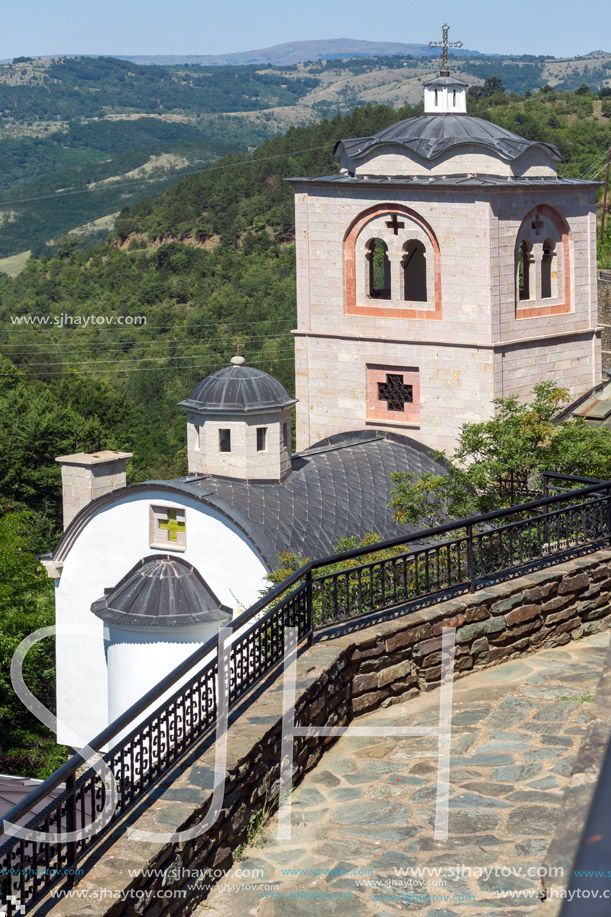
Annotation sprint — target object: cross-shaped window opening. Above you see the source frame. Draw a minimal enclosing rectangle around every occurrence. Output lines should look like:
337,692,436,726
150,505,186,551
159,508,186,543
377,374,414,412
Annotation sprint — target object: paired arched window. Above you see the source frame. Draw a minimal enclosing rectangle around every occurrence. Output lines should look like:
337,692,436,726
514,206,569,317
345,205,441,320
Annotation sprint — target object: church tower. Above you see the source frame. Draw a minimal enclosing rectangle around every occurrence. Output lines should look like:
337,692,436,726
289,27,601,454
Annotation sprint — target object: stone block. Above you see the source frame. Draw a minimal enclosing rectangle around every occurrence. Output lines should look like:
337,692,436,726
471,636,489,656
490,593,523,616
464,606,490,624
352,672,378,696
542,595,573,614
456,616,505,644
558,573,589,595
378,659,413,687
385,624,433,653
505,604,540,627
353,689,389,713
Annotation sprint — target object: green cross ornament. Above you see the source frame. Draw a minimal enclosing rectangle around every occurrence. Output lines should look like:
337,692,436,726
159,509,185,542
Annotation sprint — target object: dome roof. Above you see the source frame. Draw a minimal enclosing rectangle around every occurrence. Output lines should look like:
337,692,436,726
91,555,231,627
335,114,561,165
179,358,297,415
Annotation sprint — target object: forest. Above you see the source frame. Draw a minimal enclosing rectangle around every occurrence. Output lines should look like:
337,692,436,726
0,86,610,777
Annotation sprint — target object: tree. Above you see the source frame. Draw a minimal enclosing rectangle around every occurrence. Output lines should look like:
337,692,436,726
389,382,611,528
469,77,506,100
0,513,64,777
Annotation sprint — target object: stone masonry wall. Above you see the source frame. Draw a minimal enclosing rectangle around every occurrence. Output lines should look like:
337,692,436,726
43,551,611,917
599,271,611,371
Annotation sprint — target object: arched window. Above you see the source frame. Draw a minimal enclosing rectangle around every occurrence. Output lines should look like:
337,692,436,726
541,238,556,299
366,239,391,299
403,240,427,302
452,90,457,106
518,240,532,301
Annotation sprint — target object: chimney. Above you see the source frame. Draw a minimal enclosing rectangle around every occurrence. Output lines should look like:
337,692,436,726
55,451,133,529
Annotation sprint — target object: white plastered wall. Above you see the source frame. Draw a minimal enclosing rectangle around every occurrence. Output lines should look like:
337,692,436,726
54,490,268,747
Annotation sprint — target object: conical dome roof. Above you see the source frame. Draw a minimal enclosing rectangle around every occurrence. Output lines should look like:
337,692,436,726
335,114,561,165
179,358,297,415
91,555,231,627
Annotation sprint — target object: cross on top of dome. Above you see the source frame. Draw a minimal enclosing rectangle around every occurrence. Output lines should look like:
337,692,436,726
428,23,463,77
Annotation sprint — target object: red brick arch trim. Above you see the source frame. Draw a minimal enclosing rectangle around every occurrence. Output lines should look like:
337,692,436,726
344,203,442,320
515,204,571,319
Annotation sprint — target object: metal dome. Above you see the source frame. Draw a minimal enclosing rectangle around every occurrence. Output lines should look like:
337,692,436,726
91,555,231,627
179,358,297,415
335,114,561,165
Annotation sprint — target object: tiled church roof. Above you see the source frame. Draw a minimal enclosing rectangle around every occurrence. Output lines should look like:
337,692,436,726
179,362,296,415
91,555,231,627
334,114,561,164
168,430,446,566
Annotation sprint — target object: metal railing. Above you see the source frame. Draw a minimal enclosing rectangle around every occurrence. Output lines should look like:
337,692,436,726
1,473,610,914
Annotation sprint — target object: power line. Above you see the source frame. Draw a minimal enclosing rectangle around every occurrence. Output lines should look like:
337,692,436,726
6,343,296,369
0,141,335,210
0,325,295,353
1,314,297,335
0,353,297,378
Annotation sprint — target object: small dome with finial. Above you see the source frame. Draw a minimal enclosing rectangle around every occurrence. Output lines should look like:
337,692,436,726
179,359,297,415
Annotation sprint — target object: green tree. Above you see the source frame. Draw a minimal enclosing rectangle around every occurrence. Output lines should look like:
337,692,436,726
0,512,64,777
389,382,611,527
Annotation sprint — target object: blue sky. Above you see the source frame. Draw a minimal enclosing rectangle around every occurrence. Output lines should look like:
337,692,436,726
1,0,608,60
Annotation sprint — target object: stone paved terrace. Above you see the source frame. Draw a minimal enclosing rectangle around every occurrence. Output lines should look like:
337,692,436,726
197,633,610,917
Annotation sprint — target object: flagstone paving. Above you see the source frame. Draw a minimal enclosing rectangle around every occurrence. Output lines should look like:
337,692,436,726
196,633,609,916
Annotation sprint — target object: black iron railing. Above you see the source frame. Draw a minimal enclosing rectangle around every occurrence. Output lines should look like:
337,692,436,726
1,473,610,914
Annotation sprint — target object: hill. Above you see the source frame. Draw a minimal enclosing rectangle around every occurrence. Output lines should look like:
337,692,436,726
1,52,611,261
122,38,481,67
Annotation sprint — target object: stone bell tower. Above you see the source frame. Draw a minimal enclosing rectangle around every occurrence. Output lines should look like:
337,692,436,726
289,25,601,455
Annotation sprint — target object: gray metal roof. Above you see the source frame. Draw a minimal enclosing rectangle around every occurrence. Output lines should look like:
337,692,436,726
288,173,598,190
556,376,611,430
334,114,561,164
179,361,297,415
91,555,232,627
423,75,468,88
165,430,447,565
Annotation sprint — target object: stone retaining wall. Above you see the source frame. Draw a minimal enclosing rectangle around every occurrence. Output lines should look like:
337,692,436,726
40,551,611,917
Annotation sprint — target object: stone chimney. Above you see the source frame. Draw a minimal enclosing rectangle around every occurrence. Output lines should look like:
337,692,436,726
55,451,133,529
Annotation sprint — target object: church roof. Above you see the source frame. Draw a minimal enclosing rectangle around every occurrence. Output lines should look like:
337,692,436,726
334,114,561,164
179,359,297,415
288,174,597,190
91,555,232,627
165,430,447,565
50,431,447,572
423,75,468,88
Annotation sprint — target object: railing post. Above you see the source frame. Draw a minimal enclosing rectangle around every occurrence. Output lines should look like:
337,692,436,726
306,569,313,647
65,772,78,888
466,524,475,593
607,486,611,547
543,473,552,550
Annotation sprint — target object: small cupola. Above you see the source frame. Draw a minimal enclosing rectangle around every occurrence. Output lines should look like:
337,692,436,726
423,75,468,114
179,356,297,482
